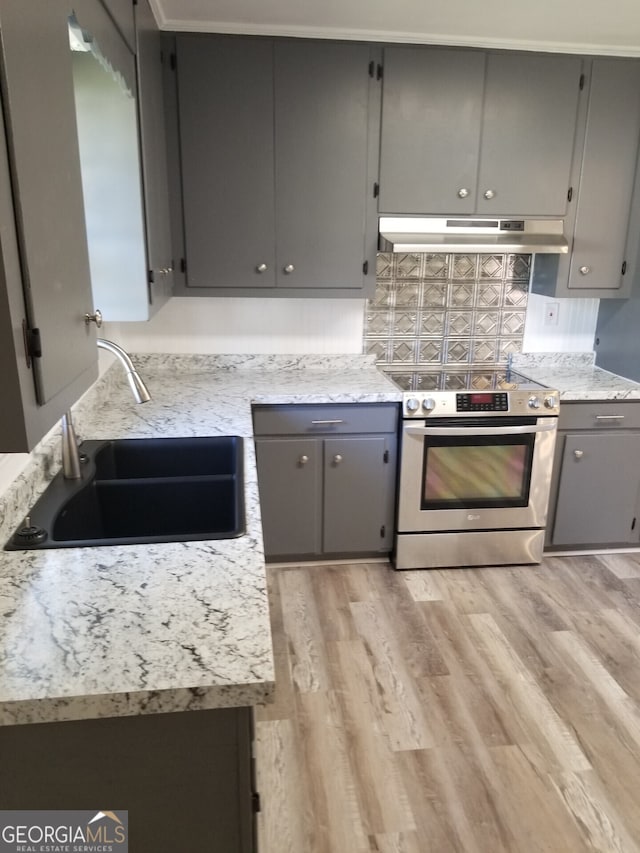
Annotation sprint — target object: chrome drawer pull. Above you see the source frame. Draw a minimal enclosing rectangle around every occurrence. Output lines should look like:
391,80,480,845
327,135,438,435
595,415,625,420
311,419,344,425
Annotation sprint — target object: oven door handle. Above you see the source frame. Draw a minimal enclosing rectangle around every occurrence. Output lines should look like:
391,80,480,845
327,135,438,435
405,423,557,437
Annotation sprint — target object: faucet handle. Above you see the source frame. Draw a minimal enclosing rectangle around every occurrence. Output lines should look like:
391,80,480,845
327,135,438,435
85,309,103,328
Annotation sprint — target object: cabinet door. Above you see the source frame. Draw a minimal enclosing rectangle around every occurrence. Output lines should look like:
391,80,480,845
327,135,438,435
255,438,321,557
379,47,485,215
177,36,276,289
274,41,373,290
0,0,97,440
552,432,640,546
567,59,640,293
135,0,173,314
323,436,396,554
478,53,581,216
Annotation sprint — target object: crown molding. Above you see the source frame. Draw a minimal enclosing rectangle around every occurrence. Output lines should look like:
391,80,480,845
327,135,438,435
154,18,640,57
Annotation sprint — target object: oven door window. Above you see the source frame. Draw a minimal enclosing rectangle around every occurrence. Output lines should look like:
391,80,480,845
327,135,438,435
421,433,535,510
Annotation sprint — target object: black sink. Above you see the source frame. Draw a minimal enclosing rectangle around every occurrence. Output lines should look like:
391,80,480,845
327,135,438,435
5,436,245,550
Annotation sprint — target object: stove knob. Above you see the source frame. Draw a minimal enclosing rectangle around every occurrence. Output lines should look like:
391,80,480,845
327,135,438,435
422,397,436,412
544,395,558,409
406,397,420,413
528,396,541,409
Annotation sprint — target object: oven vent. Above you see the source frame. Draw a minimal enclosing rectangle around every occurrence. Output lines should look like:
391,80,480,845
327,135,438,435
378,217,569,254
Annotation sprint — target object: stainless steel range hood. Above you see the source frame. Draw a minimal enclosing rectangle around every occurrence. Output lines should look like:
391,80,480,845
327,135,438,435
379,217,569,254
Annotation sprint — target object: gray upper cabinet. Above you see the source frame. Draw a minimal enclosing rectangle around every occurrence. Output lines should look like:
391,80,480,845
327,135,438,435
379,48,484,215
532,58,640,299
175,36,276,291
134,0,174,314
171,35,380,297
379,47,581,217
0,0,98,451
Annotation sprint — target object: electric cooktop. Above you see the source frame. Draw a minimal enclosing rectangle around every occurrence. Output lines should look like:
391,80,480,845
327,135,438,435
382,366,549,393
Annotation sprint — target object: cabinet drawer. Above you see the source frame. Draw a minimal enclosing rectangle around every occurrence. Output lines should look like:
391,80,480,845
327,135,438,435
253,404,398,436
558,401,640,430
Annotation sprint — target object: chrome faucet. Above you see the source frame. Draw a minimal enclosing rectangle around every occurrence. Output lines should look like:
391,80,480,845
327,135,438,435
96,338,151,404
61,338,151,479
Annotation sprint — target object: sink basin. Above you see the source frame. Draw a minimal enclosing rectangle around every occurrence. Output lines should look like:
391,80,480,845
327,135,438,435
5,436,245,550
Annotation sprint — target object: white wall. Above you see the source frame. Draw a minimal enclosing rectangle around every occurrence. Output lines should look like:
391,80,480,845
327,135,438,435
102,296,366,353
522,292,599,352
0,291,598,495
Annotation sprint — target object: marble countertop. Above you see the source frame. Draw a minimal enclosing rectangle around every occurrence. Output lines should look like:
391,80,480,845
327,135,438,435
512,352,640,401
0,354,401,726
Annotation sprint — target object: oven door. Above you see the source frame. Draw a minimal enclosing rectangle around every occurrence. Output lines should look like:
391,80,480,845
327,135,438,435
397,416,557,532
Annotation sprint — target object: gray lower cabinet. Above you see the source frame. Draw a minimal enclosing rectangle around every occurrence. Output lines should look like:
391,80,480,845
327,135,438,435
0,0,98,452
0,707,257,853
532,58,640,299
546,402,640,548
168,35,380,297
379,46,581,216
254,404,398,559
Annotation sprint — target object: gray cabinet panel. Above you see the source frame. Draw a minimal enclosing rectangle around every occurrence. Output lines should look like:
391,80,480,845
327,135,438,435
552,432,640,546
254,404,398,559
379,48,485,215
478,53,581,216
135,0,173,313
567,60,640,292
0,0,97,406
0,707,256,852
171,35,378,297
177,36,276,289
253,403,398,436
255,438,321,557
379,47,580,218
274,41,372,290
100,0,136,52
324,436,395,553
532,58,640,300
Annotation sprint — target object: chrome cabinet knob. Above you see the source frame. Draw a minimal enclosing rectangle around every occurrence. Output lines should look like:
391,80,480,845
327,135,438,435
157,265,173,276
579,265,591,276
483,189,496,200
457,188,470,199
256,263,268,273
84,309,103,328
574,449,584,459
298,455,309,466
333,454,343,465
283,264,295,274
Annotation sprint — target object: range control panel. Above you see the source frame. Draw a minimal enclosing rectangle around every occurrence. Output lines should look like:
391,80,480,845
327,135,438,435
456,392,508,412
403,390,560,418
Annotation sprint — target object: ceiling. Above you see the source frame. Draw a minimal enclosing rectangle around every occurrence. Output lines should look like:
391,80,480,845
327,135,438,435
149,0,640,57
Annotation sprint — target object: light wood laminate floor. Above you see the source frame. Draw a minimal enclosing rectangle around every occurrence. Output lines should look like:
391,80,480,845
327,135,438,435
255,553,640,853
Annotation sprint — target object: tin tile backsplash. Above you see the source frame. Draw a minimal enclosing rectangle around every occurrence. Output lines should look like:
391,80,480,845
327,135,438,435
364,252,531,378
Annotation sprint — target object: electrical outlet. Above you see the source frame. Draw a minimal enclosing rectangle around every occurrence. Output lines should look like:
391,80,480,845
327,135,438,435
544,302,560,326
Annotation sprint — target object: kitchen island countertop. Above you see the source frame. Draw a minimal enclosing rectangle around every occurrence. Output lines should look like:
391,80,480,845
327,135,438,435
0,354,401,726
512,352,640,401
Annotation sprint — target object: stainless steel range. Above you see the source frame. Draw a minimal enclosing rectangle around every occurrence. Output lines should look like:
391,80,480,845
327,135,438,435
389,368,560,570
